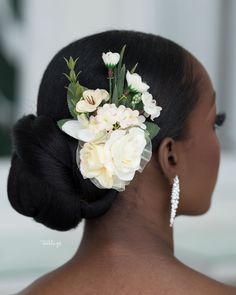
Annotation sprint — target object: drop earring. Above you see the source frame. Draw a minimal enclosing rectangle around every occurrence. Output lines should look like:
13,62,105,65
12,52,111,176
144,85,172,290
169,175,180,227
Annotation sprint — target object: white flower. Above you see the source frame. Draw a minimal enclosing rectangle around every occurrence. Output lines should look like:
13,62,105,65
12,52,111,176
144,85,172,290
126,70,150,93
79,140,114,188
104,127,147,181
116,106,138,129
76,88,110,113
102,51,120,68
93,103,147,131
77,126,150,190
95,103,118,131
137,115,146,130
141,92,162,121
61,113,106,142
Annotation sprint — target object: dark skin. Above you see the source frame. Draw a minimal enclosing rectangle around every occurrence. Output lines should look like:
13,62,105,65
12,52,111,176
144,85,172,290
18,58,236,295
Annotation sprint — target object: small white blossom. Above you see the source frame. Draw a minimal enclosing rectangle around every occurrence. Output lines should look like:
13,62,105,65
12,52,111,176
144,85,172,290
102,51,120,68
137,115,146,130
76,88,110,113
126,70,150,93
93,103,146,131
141,92,162,121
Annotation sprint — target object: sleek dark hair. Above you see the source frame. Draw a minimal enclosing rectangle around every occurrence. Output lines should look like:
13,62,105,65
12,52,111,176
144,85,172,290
7,29,200,231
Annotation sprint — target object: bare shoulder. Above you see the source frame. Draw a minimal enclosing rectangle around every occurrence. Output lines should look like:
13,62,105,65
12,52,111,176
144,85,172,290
13,262,74,295
14,256,236,295
164,256,236,295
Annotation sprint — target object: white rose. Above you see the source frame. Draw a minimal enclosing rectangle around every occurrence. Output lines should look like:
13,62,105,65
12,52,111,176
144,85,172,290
79,140,114,189
141,92,162,120
76,88,110,113
102,51,120,68
104,127,147,181
126,70,150,93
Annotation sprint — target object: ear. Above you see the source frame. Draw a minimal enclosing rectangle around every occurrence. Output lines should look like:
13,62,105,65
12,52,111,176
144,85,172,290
156,137,179,185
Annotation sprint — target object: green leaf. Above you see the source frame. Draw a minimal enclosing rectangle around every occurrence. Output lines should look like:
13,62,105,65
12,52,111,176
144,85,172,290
67,83,75,100
64,56,79,72
66,85,74,101
67,82,83,101
117,44,126,73
57,119,72,130
130,62,138,74
75,83,83,98
124,94,134,108
144,121,160,140
63,57,70,68
112,83,118,105
63,73,71,81
117,64,126,98
67,97,78,119
134,100,144,111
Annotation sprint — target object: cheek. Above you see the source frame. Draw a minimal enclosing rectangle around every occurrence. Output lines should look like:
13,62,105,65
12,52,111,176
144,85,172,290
179,131,220,215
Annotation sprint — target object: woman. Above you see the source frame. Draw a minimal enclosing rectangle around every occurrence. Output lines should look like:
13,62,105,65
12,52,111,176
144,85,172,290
7,29,236,294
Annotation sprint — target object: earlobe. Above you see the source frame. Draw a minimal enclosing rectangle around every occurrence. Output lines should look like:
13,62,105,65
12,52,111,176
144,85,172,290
156,137,178,182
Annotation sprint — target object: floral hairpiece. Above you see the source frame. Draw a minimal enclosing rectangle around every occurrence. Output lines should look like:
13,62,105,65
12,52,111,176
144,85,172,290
57,44,162,192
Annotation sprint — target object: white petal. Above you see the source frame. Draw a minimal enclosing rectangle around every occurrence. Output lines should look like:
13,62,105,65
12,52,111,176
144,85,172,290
102,52,120,67
61,119,101,142
94,89,110,102
77,128,99,142
126,71,150,93
141,92,153,104
61,120,82,140
76,100,97,112
82,89,95,98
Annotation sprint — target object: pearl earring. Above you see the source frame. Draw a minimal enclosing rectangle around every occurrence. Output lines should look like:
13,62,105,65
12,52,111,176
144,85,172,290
169,175,180,227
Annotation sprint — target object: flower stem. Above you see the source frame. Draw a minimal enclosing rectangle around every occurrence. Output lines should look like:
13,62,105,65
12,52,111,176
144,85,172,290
108,69,113,102
109,77,112,101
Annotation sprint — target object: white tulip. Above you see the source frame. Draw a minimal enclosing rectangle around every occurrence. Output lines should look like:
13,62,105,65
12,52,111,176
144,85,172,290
126,70,150,93
141,92,162,121
102,51,120,68
76,88,110,113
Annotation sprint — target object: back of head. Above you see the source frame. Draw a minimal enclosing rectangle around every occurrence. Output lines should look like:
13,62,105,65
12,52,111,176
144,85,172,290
7,29,200,231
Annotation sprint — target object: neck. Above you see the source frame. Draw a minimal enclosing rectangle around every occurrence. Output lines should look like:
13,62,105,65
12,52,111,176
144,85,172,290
74,186,174,262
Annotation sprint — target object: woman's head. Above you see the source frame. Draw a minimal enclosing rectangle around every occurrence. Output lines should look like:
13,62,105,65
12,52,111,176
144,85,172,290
7,29,223,231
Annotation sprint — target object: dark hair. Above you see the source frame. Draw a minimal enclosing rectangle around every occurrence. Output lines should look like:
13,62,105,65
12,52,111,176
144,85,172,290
7,29,200,231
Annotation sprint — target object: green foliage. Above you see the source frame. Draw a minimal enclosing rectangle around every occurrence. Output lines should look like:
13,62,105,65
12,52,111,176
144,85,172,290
111,45,128,105
108,44,142,110
144,121,160,140
132,99,143,111
63,56,86,118
117,44,126,74
130,62,138,74
117,64,126,98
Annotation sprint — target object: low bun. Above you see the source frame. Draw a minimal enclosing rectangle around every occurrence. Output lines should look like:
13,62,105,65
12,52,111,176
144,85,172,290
7,114,118,231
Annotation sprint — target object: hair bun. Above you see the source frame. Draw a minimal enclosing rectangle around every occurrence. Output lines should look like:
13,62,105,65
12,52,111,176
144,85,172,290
7,114,118,231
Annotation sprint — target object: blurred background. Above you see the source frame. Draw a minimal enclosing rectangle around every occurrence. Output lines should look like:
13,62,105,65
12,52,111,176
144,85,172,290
0,0,236,294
